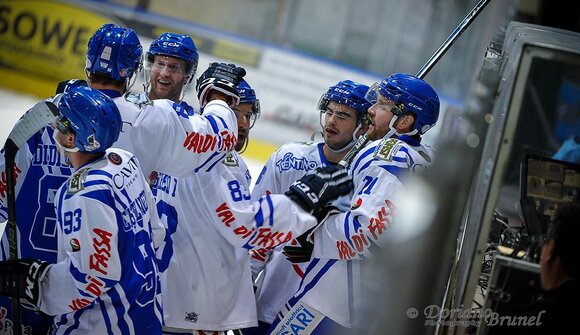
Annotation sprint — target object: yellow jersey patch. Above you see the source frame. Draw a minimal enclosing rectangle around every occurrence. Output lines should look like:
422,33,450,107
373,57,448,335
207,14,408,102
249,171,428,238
68,168,90,194
374,138,401,162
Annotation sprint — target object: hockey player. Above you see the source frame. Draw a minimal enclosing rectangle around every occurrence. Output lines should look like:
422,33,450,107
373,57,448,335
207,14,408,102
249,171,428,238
0,86,162,334
153,78,352,335
244,80,371,334
140,32,199,183
0,79,88,334
145,32,198,110
0,22,240,333
84,24,240,178
266,73,440,334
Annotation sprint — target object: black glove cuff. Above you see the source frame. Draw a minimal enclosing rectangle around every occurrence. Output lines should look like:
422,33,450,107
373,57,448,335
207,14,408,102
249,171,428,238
285,188,314,213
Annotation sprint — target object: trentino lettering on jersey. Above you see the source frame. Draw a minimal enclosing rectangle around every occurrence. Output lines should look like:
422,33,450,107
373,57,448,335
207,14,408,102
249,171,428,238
275,152,318,173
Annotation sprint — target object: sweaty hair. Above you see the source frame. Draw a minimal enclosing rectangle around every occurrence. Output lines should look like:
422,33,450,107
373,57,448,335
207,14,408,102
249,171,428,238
546,204,580,277
87,72,126,88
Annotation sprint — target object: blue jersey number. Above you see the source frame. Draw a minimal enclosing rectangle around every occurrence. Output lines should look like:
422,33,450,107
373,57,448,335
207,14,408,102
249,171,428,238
227,180,251,202
63,208,82,234
358,176,378,195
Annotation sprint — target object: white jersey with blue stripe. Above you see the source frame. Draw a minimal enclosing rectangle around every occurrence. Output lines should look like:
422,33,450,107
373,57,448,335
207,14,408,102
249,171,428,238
39,148,162,334
153,147,319,330
250,141,350,324
112,95,237,178
292,136,435,328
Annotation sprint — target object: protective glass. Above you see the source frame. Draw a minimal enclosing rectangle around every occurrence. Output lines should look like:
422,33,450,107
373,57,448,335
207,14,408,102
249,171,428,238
55,115,73,134
365,83,405,116
150,57,186,75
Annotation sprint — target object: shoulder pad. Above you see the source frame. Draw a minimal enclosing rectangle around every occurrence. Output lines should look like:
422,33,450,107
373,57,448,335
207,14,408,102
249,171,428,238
373,138,403,162
124,92,153,108
67,168,90,194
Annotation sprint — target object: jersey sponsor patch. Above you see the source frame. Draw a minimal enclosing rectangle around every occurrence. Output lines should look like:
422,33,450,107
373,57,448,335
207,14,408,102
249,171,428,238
68,168,89,194
275,152,318,173
374,138,401,162
108,152,123,165
223,152,239,167
184,311,199,323
269,301,324,335
70,238,80,252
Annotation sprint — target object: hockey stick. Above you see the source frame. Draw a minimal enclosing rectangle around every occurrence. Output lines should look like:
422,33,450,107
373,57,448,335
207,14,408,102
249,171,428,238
338,0,492,168
3,100,59,334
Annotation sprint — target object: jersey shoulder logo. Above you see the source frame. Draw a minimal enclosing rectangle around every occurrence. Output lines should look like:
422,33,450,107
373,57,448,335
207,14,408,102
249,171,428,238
108,152,123,165
223,152,239,167
68,168,90,194
124,92,153,108
374,138,401,162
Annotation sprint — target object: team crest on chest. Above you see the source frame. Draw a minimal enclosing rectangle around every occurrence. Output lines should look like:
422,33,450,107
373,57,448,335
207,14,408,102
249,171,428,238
223,152,239,167
374,138,401,162
68,168,90,194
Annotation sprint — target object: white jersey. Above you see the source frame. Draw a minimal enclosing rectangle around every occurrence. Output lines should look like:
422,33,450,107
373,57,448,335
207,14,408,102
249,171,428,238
39,148,162,334
152,148,318,331
290,136,435,328
250,141,348,324
112,94,237,177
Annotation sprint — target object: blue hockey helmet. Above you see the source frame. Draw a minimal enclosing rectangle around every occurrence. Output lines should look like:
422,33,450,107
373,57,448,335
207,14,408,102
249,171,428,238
365,73,439,135
318,80,372,124
236,79,260,128
56,86,122,153
86,23,143,81
147,32,199,78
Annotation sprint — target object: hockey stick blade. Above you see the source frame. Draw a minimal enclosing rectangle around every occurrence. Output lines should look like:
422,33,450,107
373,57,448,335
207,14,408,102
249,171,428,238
6,100,59,151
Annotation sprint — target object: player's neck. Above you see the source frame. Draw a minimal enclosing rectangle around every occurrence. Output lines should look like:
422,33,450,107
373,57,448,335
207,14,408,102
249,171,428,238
69,152,104,170
90,82,125,95
322,144,345,165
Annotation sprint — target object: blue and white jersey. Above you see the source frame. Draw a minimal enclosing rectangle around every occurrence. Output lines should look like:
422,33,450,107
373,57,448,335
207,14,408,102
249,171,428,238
250,141,350,324
40,148,162,334
153,147,319,331
0,124,73,335
288,136,435,328
111,92,237,178
1,126,73,262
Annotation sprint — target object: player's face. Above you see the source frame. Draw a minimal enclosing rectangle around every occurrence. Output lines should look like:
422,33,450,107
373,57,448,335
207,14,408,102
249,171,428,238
367,94,397,140
149,55,189,102
321,102,359,150
233,103,253,152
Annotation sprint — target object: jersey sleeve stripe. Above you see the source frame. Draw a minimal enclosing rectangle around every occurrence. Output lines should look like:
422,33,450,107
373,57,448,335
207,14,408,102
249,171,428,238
194,151,222,173
378,164,409,179
203,152,227,173
204,114,220,133
351,146,376,172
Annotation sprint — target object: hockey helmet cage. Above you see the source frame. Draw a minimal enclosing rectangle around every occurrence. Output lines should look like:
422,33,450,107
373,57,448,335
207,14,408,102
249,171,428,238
147,32,199,78
366,73,439,135
318,80,372,124
236,79,260,128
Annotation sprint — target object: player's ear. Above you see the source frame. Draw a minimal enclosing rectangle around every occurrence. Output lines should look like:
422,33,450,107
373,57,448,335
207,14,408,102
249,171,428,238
396,113,415,133
63,133,76,148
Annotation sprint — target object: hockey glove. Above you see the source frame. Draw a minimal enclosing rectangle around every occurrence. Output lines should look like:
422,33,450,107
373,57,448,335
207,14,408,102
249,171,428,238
283,205,341,263
196,62,246,108
285,165,353,214
0,258,51,310
283,229,314,263
55,79,88,94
